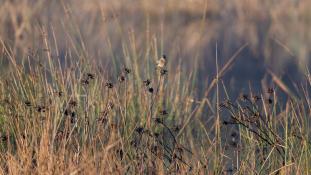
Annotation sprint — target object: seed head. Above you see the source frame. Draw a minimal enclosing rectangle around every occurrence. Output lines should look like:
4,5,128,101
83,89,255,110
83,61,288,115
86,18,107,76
123,67,131,74
69,101,77,107
105,82,113,89
252,95,261,102
143,79,151,87
240,94,248,101
64,109,70,116
267,88,274,94
87,73,95,79
118,75,125,82
148,87,154,93
81,79,90,85
160,69,168,76
154,118,162,124
24,101,32,107
159,110,168,116
135,127,144,134
55,91,63,97
36,105,46,112
153,132,160,138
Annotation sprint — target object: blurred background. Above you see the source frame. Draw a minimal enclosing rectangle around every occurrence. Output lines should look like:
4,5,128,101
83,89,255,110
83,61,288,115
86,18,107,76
0,0,310,98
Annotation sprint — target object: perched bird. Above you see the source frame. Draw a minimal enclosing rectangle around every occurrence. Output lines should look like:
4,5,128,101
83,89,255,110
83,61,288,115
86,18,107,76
156,55,167,68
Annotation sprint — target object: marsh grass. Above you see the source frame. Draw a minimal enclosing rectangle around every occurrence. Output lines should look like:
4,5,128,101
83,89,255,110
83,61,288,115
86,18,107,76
0,1,310,174
0,33,310,174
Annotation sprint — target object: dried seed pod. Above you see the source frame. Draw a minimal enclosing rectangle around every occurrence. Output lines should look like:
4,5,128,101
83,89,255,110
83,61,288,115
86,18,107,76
64,109,70,116
159,110,168,116
36,105,46,112
148,87,154,93
55,91,63,97
153,132,160,138
123,67,131,74
24,101,32,107
143,79,151,87
81,79,90,85
118,75,125,82
267,88,274,94
160,69,168,76
154,118,162,124
69,101,77,107
240,94,248,101
105,82,113,89
135,127,144,134
252,95,261,102
1,135,8,142
87,73,95,79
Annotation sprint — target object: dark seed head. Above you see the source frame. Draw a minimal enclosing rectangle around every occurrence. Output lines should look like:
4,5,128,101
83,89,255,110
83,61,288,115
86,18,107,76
267,88,274,94
56,91,63,97
105,82,113,89
118,75,125,82
135,127,144,134
268,98,273,104
64,109,70,116
24,101,32,107
87,73,95,79
36,106,46,112
160,69,168,76
1,135,8,142
123,67,131,74
70,112,76,123
153,132,160,138
69,101,77,107
154,118,162,124
148,87,154,93
81,79,89,85
253,95,261,102
143,79,151,87
71,111,76,118
159,110,168,116
240,94,248,101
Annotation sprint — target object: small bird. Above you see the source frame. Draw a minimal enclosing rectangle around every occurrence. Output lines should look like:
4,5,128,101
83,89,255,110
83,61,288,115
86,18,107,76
156,54,167,68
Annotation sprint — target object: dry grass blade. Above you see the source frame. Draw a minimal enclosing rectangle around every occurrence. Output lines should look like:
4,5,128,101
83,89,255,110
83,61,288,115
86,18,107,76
204,43,249,97
267,69,298,101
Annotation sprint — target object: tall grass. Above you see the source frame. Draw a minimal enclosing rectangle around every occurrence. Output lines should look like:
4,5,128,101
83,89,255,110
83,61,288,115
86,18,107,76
0,0,310,174
0,30,311,174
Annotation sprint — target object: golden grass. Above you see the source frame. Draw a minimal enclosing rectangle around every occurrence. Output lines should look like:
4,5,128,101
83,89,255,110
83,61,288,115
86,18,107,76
0,0,310,174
